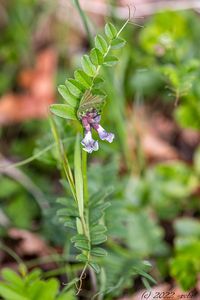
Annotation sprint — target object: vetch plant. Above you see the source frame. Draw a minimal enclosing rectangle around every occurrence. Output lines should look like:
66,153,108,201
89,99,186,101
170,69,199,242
49,19,130,293
49,8,154,296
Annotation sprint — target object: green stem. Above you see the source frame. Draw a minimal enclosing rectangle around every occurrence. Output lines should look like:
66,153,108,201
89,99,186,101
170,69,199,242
73,0,92,46
82,149,88,206
81,148,91,254
80,215,88,237
81,146,90,244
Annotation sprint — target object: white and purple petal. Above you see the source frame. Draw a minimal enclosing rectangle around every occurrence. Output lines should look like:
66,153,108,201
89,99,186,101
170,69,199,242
93,124,115,143
81,131,99,153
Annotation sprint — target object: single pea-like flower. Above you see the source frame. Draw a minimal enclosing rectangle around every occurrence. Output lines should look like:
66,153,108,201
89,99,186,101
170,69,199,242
81,130,99,153
81,115,99,153
81,110,115,153
92,123,115,143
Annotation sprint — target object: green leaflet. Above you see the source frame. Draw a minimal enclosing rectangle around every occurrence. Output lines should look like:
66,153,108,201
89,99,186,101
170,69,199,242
81,55,96,77
91,234,107,245
72,234,90,252
74,134,84,217
56,197,79,230
74,69,92,89
71,234,88,243
56,197,68,206
95,34,108,54
134,268,157,285
89,187,114,206
91,224,107,235
77,90,106,119
50,104,77,120
93,76,104,87
105,23,117,40
76,254,88,262
75,240,90,251
91,247,107,257
103,55,119,67
56,197,78,211
58,85,77,107
111,37,126,49
90,48,104,66
64,219,77,230
89,262,101,274
65,79,85,97
57,207,79,217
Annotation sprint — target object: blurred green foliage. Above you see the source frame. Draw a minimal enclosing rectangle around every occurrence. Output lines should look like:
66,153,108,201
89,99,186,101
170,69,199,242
125,10,200,130
171,218,200,290
0,0,39,95
0,267,75,300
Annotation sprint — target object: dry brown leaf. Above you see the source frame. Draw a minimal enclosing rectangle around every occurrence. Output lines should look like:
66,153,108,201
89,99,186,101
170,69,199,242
142,133,178,161
0,48,57,125
180,129,200,148
8,228,52,257
128,106,179,162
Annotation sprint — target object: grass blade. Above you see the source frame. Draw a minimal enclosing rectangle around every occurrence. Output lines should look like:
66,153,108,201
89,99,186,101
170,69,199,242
74,134,84,217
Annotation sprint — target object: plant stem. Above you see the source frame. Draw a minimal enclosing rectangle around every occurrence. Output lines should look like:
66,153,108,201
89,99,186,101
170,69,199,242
82,149,88,206
73,0,92,46
81,149,98,293
81,147,90,244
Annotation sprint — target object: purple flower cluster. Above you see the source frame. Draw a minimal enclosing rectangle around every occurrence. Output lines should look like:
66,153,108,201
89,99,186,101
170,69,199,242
81,111,115,153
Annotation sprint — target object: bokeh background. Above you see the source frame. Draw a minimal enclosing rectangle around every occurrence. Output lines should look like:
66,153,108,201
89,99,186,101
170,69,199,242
0,1,200,299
